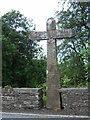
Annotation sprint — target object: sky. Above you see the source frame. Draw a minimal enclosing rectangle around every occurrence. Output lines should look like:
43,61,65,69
0,0,61,55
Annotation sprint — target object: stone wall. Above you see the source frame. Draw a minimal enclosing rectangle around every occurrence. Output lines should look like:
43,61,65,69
2,86,43,110
59,88,88,116
1,86,89,116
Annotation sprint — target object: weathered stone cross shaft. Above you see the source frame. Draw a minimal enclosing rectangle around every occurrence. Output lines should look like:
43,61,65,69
30,18,75,110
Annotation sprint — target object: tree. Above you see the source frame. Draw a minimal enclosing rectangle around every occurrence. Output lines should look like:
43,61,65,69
56,2,90,87
2,10,46,87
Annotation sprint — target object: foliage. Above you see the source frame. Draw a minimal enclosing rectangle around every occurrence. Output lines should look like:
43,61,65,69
38,83,46,106
56,2,90,87
2,10,46,87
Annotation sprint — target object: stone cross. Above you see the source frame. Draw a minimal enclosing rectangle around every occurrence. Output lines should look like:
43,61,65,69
30,17,75,110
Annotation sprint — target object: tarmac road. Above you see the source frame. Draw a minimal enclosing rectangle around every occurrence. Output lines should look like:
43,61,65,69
1,112,90,120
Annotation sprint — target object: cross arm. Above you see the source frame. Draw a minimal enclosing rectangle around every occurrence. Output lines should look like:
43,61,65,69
29,31,48,40
47,29,75,39
55,29,75,39
29,29,75,41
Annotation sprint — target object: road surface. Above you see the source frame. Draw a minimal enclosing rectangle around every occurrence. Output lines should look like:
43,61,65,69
0,112,90,120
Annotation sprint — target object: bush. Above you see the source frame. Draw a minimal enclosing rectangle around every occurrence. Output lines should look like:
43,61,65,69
38,83,46,106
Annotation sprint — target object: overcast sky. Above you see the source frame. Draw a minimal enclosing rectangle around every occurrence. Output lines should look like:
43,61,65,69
0,0,61,55
0,0,60,30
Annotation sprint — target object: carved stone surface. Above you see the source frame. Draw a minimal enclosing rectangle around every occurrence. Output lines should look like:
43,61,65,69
29,18,75,41
46,37,60,109
46,18,60,109
30,29,75,40
30,31,48,40
29,17,75,110
47,17,56,31
55,29,75,39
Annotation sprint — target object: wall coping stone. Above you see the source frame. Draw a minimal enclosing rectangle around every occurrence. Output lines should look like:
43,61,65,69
59,88,88,92
13,88,42,93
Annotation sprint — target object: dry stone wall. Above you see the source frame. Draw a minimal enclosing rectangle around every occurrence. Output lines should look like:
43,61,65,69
1,86,89,116
59,88,89,116
2,86,43,110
